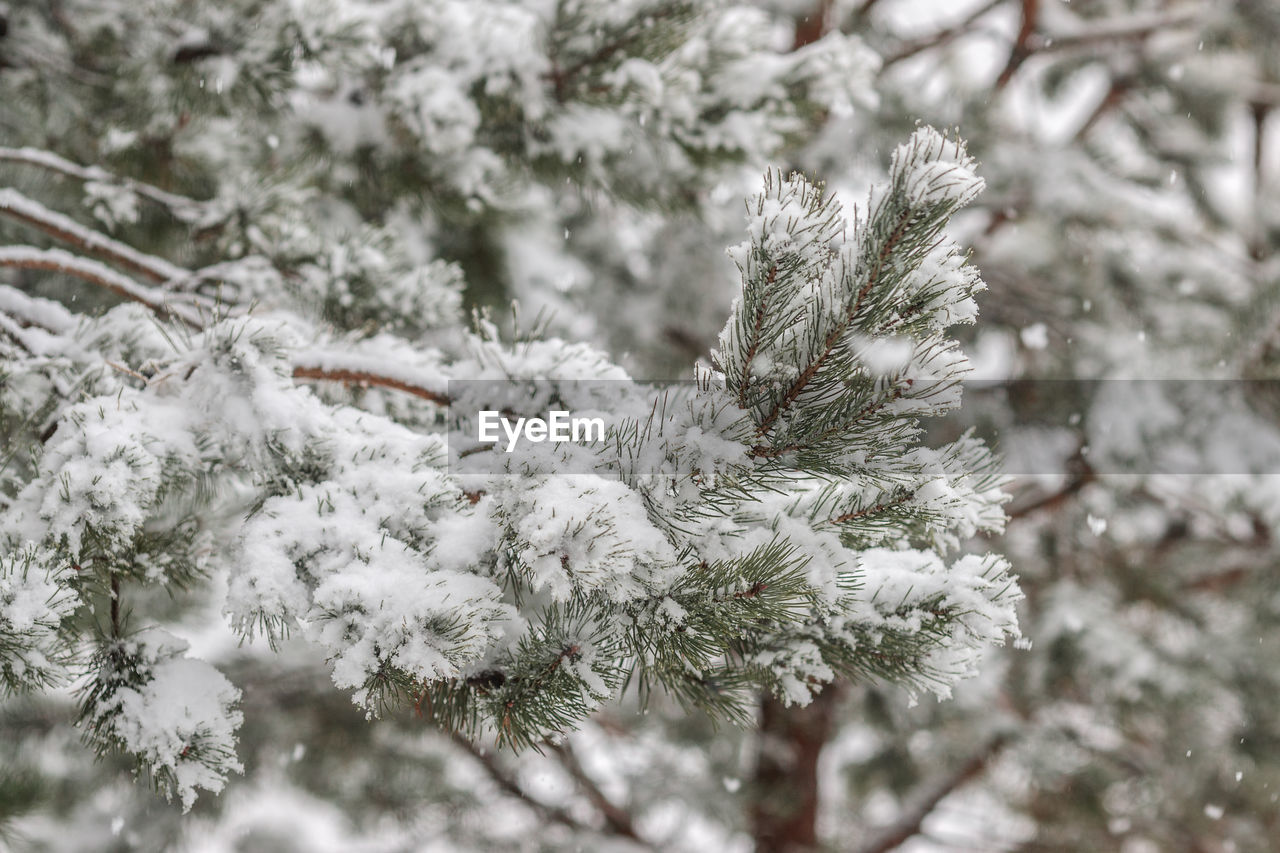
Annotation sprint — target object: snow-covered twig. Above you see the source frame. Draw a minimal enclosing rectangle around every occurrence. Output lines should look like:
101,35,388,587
290,365,452,405
0,283,77,333
0,245,205,327
0,147,207,217
291,350,452,406
878,0,1004,71
0,188,188,283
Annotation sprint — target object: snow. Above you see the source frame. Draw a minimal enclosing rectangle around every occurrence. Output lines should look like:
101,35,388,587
86,631,243,812
0,146,206,215
0,283,78,332
293,337,452,402
505,477,679,603
0,0,1044,828
891,128,985,209
83,181,140,230
0,245,204,325
0,547,79,689
1020,323,1049,350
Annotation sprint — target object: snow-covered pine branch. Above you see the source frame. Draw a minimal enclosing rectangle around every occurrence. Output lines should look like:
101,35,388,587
0,0,1014,814
1,124,1016,809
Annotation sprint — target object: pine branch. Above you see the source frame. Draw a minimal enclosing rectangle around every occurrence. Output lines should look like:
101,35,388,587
290,363,451,406
544,3,690,102
828,490,915,525
752,205,913,439
0,245,205,327
0,188,188,283
0,147,207,216
737,267,775,408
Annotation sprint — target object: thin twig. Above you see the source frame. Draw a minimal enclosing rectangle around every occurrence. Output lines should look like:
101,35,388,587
1250,100,1270,261
109,574,122,638
1006,463,1094,520
994,0,1039,90
829,491,914,525
0,245,204,327
1072,76,1131,142
0,188,188,283
451,733,651,847
854,732,1013,853
548,740,648,843
449,733,589,832
0,146,207,215
291,365,452,406
878,0,1004,70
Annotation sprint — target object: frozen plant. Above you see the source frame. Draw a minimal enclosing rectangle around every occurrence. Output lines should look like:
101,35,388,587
0,120,1015,810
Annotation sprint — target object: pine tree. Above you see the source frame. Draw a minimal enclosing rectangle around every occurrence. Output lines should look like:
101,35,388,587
0,0,1017,831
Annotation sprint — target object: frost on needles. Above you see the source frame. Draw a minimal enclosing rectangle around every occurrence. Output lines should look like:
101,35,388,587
0,128,1018,810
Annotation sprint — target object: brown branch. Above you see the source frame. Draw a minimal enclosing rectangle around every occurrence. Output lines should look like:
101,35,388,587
1032,12,1196,56
661,325,708,361
0,246,203,327
994,0,1039,90
750,685,844,853
878,0,1004,70
829,491,914,525
1006,463,1094,520
989,9,1194,90
1250,100,1270,261
854,732,1013,853
1072,76,1131,142
0,188,187,283
449,733,599,838
792,0,834,51
291,366,452,406
109,573,122,638
173,43,223,65
549,740,648,844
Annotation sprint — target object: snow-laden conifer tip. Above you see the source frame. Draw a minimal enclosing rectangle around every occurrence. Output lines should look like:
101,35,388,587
891,127,984,208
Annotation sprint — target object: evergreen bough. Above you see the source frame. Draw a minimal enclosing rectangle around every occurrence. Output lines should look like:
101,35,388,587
0,0,1016,812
